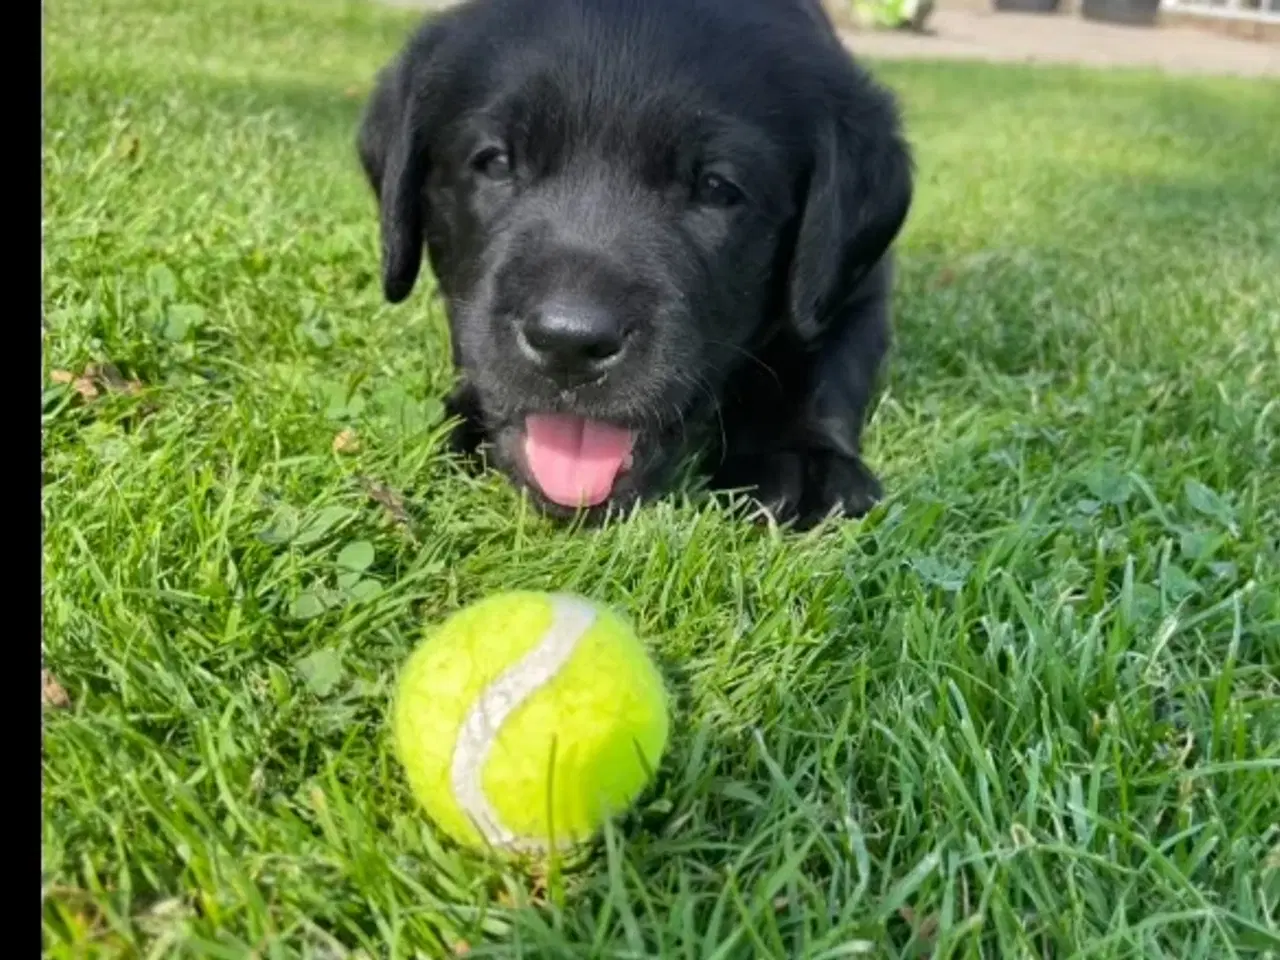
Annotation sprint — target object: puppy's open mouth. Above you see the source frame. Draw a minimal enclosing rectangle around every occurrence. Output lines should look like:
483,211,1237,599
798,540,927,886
521,413,636,508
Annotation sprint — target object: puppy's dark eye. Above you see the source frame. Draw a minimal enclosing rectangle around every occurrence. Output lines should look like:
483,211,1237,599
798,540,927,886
472,147,513,181
695,172,744,208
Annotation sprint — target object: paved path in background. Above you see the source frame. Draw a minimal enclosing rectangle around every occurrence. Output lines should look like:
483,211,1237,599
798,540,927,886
844,10,1280,77
376,1,1280,77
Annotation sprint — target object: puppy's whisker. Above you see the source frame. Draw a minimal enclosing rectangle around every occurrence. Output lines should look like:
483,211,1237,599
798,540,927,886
672,369,726,460
704,339,782,390
696,374,728,464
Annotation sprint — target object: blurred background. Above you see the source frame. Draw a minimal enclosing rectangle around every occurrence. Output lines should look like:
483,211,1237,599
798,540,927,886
389,0,1280,74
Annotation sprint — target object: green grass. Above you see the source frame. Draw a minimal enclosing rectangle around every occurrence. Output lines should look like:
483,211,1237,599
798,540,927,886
41,0,1280,956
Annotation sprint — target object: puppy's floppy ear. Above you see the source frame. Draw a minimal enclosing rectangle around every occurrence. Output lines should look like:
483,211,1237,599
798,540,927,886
356,23,451,304
787,77,913,341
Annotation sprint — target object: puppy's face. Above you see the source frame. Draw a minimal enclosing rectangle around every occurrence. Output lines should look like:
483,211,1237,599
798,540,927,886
360,0,911,517
433,74,798,514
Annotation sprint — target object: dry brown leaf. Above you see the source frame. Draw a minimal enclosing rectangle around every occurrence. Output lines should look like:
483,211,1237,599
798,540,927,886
53,363,143,400
85,363,142,394
360,477,415,533
932,267,957,289
42,669,71,709
918,913,940,940
332,429,361,455
72,377,99,400
86,363,143,395
451,942,472,957
897,906,940,946
526,869,549,905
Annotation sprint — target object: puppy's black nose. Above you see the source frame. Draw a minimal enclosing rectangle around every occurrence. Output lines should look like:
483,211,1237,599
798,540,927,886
518,300,625,384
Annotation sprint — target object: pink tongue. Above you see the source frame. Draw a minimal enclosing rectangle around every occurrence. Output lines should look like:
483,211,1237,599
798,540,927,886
523,414,635,508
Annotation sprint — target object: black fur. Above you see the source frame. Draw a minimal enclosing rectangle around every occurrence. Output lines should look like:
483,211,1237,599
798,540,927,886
357,0,913,528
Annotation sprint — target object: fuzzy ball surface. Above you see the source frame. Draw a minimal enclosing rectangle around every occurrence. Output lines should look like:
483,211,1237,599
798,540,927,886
392,591,669,853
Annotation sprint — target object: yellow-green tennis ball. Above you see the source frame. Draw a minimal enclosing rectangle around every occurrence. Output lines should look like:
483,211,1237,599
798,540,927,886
392,591,669,854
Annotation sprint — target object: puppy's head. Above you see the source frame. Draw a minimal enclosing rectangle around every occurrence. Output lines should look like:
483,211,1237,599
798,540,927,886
358,0,911,517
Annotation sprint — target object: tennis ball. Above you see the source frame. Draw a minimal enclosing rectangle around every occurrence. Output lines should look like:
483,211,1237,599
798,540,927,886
392,591,669,854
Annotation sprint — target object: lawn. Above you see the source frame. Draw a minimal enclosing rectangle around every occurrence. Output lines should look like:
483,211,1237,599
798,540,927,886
41,0,1280,956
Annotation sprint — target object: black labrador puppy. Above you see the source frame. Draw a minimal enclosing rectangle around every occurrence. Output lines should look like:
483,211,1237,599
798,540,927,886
357,0,912,529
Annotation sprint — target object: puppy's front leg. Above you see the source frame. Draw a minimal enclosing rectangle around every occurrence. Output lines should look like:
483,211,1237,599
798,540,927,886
786,260,891,527
714,433,881,529
714,274,889,529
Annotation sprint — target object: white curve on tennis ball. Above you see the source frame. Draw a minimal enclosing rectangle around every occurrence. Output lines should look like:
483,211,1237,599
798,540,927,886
449,593,598,850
